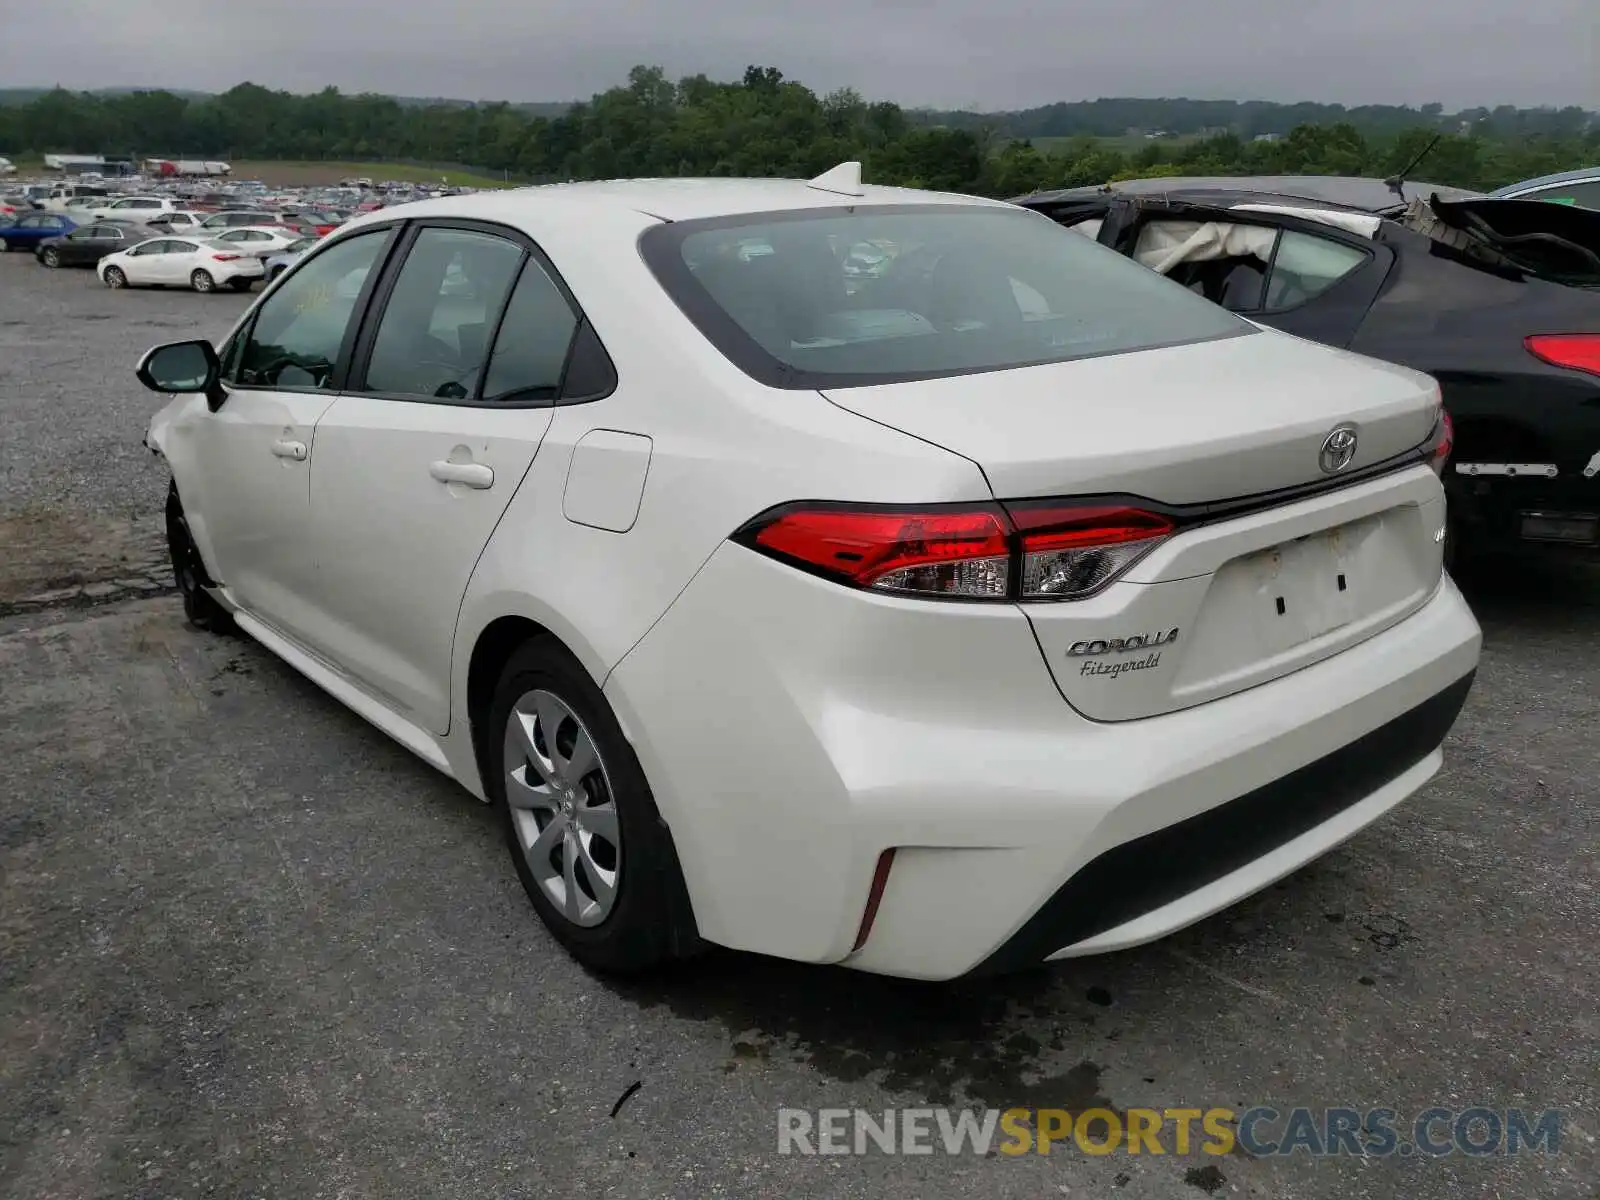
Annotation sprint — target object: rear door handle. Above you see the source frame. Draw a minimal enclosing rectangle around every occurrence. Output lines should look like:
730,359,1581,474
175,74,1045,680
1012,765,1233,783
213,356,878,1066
271,439,308,461
429,460,494,489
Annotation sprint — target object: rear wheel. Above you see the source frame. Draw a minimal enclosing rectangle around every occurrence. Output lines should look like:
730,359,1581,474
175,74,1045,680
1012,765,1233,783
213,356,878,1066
190,269,215,293
165,484,234,634
489,638,694,973
103,265,127,288
41,247,61,268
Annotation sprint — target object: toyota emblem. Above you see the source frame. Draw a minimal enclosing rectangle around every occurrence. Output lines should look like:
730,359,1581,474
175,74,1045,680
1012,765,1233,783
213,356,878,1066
1319,425,1359,475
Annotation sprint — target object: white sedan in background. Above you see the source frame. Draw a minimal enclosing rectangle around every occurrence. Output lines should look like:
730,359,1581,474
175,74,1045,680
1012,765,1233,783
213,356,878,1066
208,225,307,260
136,169,1480,980
99,236,264,292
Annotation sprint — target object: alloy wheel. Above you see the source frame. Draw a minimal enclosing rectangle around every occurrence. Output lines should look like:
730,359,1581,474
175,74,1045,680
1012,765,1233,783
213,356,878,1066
42,248,60,267
104,266,126,288
191,269,214,293
503,689,621,928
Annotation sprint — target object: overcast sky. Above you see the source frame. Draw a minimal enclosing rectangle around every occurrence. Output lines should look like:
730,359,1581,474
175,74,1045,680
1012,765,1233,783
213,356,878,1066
5,0,1596,111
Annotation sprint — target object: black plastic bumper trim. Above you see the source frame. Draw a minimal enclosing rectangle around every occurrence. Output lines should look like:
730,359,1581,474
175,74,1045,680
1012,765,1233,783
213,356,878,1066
970,670,1476,976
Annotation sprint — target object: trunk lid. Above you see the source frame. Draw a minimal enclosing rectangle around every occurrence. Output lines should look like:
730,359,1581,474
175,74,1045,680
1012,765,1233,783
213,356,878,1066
824,329,1447,721
820,327,1439,503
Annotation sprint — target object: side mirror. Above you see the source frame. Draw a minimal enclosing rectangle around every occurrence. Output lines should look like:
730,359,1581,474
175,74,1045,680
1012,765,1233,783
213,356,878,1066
136,339,225,409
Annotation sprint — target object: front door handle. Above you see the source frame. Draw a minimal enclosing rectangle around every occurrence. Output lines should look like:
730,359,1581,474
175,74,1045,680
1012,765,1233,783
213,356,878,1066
271,438,308,461
429,460,494,489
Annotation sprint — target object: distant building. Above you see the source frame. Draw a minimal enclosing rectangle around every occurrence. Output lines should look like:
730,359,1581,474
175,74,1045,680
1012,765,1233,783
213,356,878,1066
1253,133,1282,143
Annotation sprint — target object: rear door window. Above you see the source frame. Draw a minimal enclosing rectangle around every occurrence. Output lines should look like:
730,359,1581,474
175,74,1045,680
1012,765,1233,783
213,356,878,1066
360,226,525,400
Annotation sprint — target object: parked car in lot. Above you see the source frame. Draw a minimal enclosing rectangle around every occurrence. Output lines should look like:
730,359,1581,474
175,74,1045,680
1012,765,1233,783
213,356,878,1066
148,210,209,234
209,225,308,260
90,195,179,222
1015,176,1600,562
281,209,343,236
1,211,75,250
136,172,1481,980
191,210,314,237
263,236,316,282
99,235,263,291
34,220,157,268
1489,167,1600,209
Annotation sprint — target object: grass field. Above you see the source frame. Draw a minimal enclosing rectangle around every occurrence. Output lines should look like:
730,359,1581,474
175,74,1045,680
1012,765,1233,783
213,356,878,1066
224,160,516,187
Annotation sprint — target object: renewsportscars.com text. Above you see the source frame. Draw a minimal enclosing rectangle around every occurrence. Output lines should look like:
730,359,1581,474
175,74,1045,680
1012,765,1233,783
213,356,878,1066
777,1106,1564,1158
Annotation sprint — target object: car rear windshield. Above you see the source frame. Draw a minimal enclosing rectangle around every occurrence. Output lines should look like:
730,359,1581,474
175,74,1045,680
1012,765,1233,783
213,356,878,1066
639,204,1251,389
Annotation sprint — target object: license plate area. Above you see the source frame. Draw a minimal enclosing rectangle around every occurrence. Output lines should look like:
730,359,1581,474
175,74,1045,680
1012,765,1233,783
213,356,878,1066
1520,511,1599,544
1242,525,1362,652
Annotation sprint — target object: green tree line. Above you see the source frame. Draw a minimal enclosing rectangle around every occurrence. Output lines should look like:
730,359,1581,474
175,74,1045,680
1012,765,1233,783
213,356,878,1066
2,66,1594,196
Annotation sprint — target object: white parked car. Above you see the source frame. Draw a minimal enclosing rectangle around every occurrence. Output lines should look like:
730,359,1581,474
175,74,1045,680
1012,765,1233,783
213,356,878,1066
90,195,179,221
207,225,306,259
149,210,209,233
136,169,1481,980
99,235,264,292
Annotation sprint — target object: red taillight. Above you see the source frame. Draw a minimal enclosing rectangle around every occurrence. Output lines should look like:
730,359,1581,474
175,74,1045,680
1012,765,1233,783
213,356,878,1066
211,252,241,261
738,501,1174,601
1525,334,1600,378
1429,409,1454,477
749,506,1012,598
1007,503,1175,599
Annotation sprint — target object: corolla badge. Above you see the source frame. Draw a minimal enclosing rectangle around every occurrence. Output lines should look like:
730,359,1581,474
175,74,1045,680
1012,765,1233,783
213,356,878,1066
1319,425,1359,475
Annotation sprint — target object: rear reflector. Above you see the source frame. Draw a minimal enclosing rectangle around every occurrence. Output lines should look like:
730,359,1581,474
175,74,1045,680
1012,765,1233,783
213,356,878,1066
1428,410,1454,478
1525,334,1600,378
851,849,897,952
737,501,1174,601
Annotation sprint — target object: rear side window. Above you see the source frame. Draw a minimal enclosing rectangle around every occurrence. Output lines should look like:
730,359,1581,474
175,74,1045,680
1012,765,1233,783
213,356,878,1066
482,259,579,402
1264,231,1369,309
640,204,1249,390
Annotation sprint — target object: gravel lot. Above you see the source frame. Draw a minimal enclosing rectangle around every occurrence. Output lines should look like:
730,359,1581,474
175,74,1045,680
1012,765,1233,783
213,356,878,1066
1,247,1597,1199
0,250,251,608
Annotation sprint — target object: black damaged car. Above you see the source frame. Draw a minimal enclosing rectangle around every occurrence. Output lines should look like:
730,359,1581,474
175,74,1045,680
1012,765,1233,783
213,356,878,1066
1014,176,1600,562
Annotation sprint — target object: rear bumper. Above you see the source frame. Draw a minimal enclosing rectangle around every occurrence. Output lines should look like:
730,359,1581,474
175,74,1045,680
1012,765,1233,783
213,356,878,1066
605,545,1482,981
971,670,1473,974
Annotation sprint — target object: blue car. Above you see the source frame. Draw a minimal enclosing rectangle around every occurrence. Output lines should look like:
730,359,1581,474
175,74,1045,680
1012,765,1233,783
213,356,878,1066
1,211,77,250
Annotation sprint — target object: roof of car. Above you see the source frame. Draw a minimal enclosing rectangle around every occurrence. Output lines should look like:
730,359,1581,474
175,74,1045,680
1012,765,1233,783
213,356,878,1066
1489,167,1600,196
344,177,1012,225
1018,175,1483,213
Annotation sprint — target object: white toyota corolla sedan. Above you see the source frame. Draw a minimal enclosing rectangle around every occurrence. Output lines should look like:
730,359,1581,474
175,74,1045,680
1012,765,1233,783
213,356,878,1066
136,166,1481,980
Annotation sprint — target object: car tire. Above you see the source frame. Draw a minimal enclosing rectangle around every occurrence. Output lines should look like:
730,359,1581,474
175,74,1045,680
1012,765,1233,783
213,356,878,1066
165,484,235,635
103,265,127,288
488,637,697,974
190,269,215,293
41,248,61,268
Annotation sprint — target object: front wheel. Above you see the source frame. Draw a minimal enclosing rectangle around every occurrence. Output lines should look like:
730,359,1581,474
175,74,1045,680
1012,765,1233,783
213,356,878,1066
103,265,127,288
165,484,235,634
489,638,695,973
41,247,61,268
190,269,215,293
